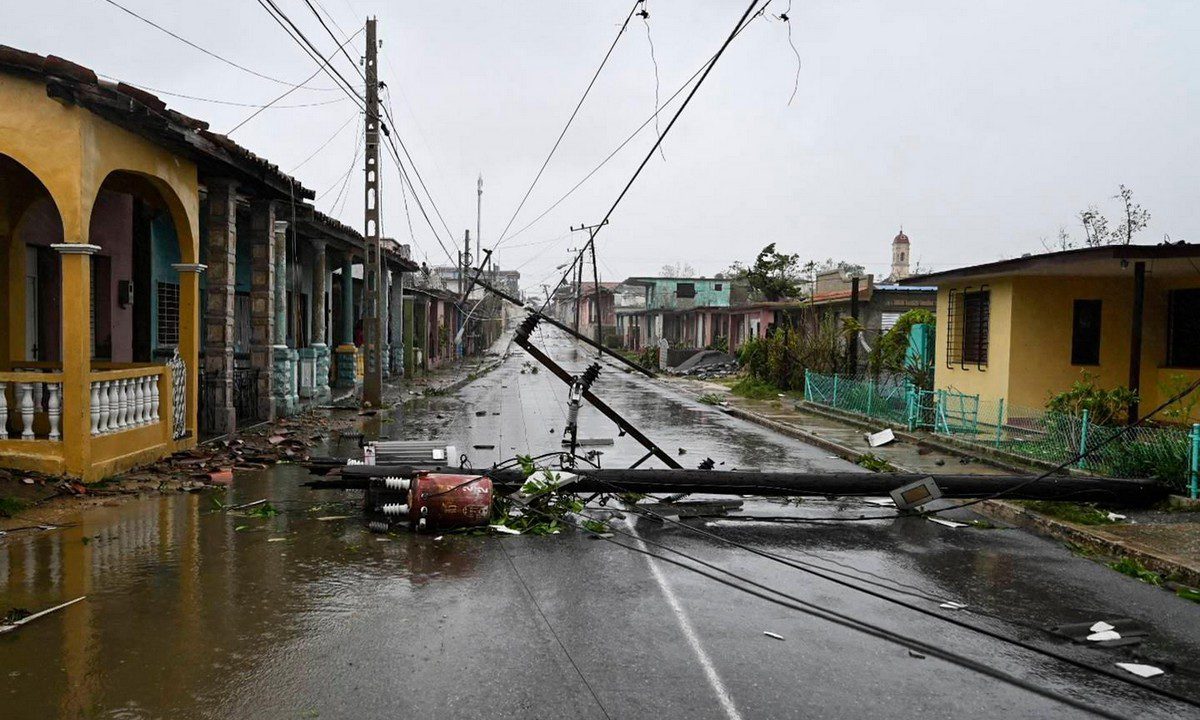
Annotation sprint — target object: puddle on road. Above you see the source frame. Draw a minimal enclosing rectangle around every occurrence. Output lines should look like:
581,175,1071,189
0,460,486,718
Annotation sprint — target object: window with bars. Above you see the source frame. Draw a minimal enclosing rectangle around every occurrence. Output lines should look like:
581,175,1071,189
157,281,180,347
946,287,989,368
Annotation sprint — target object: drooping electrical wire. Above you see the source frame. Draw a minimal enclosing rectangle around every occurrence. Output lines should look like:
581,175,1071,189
97,0,337,91
290,111,359,172
227,27,364,135
640,2,666,162
509,496,1133,719
492,0,644,250
97,75,347,109
496,3,771,251
612,500,1200,710
256,0,366,107
778,0,801,105
535,0,772,319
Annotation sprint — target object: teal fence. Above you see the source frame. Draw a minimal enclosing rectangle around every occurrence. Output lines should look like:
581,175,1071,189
804,371,1200,493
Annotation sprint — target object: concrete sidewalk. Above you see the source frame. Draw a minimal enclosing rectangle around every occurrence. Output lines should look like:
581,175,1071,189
668,375,1200,590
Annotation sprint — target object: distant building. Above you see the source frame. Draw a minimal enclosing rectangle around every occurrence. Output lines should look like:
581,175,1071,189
890,228,910,280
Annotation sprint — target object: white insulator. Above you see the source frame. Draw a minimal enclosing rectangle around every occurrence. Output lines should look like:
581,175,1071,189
367,521,390,533
346,458,364,466
380,503,409,517
382,477,411,491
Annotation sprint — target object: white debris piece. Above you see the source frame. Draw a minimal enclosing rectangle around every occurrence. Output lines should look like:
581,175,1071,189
867,428,896,447
1115,662,1164,678
939,601,967,610
490,525,522,535
763,631,785,641
862,497,896,507
1090,621,1115,633
927,517,968,529
1106,512,1127,522
1087,630,1122,642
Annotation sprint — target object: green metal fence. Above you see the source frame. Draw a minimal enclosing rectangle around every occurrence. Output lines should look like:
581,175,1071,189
804,371,1200,493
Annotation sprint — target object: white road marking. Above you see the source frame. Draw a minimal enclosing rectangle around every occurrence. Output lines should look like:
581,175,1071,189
625,520,744,720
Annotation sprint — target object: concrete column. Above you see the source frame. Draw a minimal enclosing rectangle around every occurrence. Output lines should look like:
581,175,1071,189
335,252,358,388
380,267,391,379
248,200,276,422
309,239,330,397
203,179,238,435
389,270,405,376
52,242,100,477
172,263,206,439
272,221,298,415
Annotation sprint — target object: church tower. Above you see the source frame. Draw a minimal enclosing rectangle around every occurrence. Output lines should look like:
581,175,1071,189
891,228,910,280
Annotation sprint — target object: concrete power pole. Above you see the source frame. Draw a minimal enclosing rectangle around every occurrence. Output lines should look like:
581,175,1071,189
362,17,384,407
476,174,483,266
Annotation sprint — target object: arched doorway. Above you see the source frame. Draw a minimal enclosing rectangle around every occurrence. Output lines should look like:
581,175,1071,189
0,153,65,369
87,170,190,364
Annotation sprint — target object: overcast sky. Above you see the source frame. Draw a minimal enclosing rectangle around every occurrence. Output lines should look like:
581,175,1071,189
9,1,1200,291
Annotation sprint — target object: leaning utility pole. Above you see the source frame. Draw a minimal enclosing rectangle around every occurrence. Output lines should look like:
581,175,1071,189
362,17,384,407
571,220,609,347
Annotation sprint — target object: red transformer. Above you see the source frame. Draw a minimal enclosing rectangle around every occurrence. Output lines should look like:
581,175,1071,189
373,472,493,532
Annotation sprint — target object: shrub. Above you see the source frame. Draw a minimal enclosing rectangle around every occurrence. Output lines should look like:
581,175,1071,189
1046,371,1137,426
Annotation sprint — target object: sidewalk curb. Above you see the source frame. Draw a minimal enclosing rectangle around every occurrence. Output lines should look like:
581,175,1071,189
792,401,1053,476
720,406,885,468
975,499,1200,588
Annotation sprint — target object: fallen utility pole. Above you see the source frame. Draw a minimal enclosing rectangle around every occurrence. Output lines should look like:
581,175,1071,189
513,315,682,469
313,465,1167,504
464,272,656,377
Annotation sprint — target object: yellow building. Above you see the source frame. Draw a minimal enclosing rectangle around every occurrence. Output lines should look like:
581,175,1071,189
0,47,380,481
908,244,1200,423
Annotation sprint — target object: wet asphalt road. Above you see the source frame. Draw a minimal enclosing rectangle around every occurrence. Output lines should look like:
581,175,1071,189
3,328,1200,719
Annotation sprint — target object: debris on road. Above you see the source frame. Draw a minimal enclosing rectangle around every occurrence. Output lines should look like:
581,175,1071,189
939,601,968,610
0,596,86,635
927,517,969,529
1115,662,1164,678
866,428,896,447
763,631,785,641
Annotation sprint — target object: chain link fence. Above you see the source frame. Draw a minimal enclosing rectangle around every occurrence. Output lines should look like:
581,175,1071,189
804,370,1200,493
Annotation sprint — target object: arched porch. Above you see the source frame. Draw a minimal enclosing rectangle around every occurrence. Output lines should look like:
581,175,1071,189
0,151,201,480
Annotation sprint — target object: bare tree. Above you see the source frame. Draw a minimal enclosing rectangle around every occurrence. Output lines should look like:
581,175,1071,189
1112,184,1151,245
1078,185,1150,247
659,261,696,277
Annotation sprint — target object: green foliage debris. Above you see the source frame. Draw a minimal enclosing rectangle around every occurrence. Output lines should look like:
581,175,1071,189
856,453,896,473
1019,500,1115,526
697,393,723,406
1108,556,1163,586
0,496,27,518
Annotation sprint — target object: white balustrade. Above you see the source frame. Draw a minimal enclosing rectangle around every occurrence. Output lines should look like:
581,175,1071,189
0,375,62,442
88,369,165,436
47,384,61,441
20,383,34,439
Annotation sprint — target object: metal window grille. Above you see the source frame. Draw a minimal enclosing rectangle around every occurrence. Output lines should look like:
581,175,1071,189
945,289,960,367
157,281,180,347
961,288,989,367
946,287,988,369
